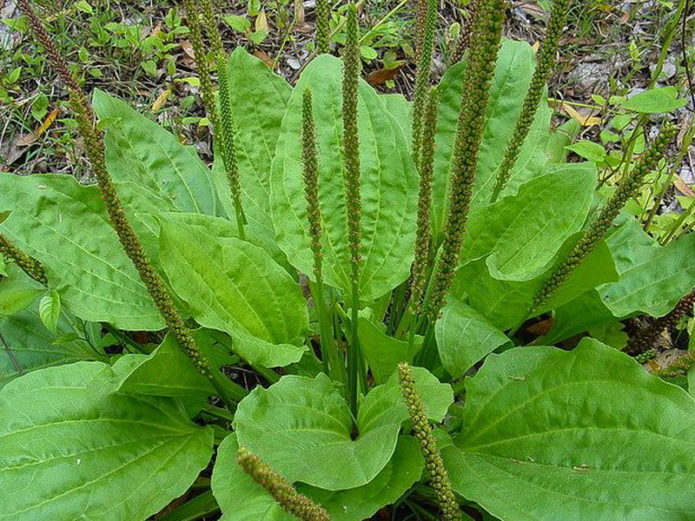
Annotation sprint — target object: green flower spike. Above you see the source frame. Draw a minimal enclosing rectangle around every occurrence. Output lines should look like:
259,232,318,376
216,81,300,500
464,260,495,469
196,0,247,238
315,0,331,54
302,90,323,281
342,3,364,413
424,0,507,320
343,4,362,270
411,88,439,311
301,88,342,379
181,0,218,129
398,362,462,521
0,234,47,285
530,123,677,317
450,0,480,65
490,0,571,202
412,0,438,165
237,448,331,521
18,0,245,407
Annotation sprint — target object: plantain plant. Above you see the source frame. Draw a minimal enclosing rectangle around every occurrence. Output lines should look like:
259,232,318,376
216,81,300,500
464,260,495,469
1,1,695,520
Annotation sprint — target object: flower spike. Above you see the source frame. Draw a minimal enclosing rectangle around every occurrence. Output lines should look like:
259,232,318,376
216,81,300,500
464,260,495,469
411,88,439,311
0,234,47,285
530,124,677,316
181,0,218,129
237,448,331,521
491,0,571,202
450,0,480,65
424,0,506,320
412,0,438,165
398,362,462,521
315,0,331,54
302,90,323,280
342,3,365,413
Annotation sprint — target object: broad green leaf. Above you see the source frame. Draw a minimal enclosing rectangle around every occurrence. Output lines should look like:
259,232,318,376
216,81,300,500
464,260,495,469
620,86,687,113
158,220,308,368
234,368,451,490
138,211,292,272
358,365,453,429
601,230,695,318
0,362,214,521
38,289,60,332
0,173,163,330
298,436,423,521
110,329,236,398
455,234,618,329
432,39,551,241
588,320,628,349
0,308,102,389
0,264,43,316
224,14,251,32
565,140,607,163
93,89,222,217
445,338,695,520
435,296,509,378
357,308,422,383
212,434,423,521
380,93,412,146
271,55,418,301
460,163,597,281
214,48,292,241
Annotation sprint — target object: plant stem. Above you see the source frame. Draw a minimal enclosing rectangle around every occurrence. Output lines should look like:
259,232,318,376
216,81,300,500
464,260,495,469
649,0,687,88
310,279,345,383
662,198,695,244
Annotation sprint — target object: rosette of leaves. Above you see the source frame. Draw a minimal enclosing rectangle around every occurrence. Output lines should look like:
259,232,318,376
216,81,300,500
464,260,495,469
1,7,695,521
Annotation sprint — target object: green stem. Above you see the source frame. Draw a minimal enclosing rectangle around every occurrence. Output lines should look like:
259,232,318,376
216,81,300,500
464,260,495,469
643,123,695,231
388,280,409,334
252,364,280,384
662,199,695,244
311,279,345,383
103,323,146,354
202,404,235,421
348,277,363,415
414,323,436,367
649,0,687,87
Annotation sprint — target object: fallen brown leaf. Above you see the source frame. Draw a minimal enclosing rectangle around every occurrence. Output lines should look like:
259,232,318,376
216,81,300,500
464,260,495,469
366,66,403,86
180,39,195,60
253,49,277,69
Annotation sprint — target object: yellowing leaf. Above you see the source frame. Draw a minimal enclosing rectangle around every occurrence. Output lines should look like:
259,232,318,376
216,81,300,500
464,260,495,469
255,10,268,32
151,88,171,112
36,107,59,137
561,103,602,126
